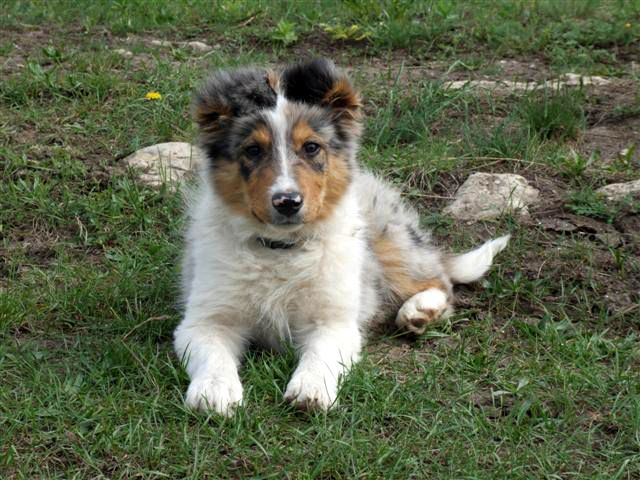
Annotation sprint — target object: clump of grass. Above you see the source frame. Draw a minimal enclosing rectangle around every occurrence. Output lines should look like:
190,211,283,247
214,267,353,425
461,119,539,160
555,149,597,180
366,79,464,149
565,187,618,223
518,88,585,141
270,19,298,46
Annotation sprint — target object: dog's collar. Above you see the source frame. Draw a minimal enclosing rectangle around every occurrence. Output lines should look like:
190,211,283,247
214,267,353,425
256,237,297,250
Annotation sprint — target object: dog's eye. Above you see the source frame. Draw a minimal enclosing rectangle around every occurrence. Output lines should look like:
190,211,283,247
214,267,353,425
303,142,320,156
245,145,262,158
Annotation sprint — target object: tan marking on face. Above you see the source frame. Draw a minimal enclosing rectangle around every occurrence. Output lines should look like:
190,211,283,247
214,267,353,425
316,154,350,221
295,162,325,221
373,236,449,303
246,164,276,223
212,158,276,224
293,152,351,223
211,162,250,216
291,118,317,152
247,124,272,150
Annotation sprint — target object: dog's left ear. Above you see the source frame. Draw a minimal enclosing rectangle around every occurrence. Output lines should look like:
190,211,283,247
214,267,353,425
281,58,361,123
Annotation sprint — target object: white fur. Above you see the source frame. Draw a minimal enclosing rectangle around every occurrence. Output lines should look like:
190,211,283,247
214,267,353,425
175,173,368,415
396,288,450,335
447,234,511,284
268,95,298,195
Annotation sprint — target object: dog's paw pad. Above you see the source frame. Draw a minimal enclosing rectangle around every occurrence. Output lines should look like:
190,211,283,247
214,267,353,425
185,375,243,416
396,288,450,335
284,370,337,411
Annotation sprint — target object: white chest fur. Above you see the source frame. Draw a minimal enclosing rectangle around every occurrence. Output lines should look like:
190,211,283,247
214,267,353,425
185,186,366,341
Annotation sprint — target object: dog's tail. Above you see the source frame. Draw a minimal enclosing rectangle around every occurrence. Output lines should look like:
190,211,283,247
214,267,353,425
446,235,510,284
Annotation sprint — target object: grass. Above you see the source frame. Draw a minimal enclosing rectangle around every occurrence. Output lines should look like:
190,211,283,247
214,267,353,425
519,88,586,141
2,1,640,478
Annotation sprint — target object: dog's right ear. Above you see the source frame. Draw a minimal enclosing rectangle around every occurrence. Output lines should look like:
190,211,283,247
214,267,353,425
192,68,277,161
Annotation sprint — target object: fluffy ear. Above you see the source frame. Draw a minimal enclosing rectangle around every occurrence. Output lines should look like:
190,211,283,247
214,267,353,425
192,68,277,160
281,58,361,122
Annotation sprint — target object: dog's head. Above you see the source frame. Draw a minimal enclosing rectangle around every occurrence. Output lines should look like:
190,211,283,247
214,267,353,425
193,58,362,230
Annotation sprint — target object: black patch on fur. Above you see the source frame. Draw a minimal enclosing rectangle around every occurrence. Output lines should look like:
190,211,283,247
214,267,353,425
239,161,252,180
407,225,424,246
305,156,326,173
281,58,337,105
203,138,231,167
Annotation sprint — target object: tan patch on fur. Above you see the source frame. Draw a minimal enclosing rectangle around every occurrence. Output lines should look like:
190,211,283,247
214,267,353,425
212,162,250,216
192,102,232,132
295,153,350,223
323,78,362,120
295,163,325,221
317,154,350,220
291,119,317,151
373,236,448,302
248,124,272,150
212,160,275,223
246,165,275,223
266,70,280,93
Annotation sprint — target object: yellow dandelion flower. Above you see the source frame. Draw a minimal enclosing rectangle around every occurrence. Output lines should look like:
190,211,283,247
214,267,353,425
145,91,162,100
624,22,631,28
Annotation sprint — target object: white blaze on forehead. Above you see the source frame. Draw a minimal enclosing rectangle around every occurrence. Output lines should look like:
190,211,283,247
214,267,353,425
268,95,298,194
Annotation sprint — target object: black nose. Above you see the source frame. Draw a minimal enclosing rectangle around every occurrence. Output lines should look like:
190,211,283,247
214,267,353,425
272,191,303,217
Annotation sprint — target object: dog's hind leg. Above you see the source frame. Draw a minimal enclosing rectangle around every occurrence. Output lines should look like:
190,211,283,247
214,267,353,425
373,230,510,335
372,233,453,334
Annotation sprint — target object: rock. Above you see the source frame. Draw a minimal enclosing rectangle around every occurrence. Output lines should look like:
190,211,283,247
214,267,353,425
595,232,623,248
149,39,173,48
538,218,578,233
443,173,539,221
596,179,640,203
445,73,611,95
444,79,535,94
560,73,610,87
182,41,212,52
148,39,213,52
113,48,133,58
123,142,204,187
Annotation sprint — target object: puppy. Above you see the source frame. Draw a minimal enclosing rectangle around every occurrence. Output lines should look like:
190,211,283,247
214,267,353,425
174,58,509,415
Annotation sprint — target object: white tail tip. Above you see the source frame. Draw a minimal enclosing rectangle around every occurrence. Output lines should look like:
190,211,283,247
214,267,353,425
447,234,511,284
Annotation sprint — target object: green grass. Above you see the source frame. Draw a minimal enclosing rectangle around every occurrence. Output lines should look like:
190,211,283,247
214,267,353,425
519,88,586,141
2,0,640,71
2,1,640,478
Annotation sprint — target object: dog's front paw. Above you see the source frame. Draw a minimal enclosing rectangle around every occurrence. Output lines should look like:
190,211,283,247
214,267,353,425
284,369,337,411
396,288,451,335
185,375,243,416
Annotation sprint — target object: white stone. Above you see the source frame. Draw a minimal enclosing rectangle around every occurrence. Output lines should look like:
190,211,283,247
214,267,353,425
123,142,204,187
182,41,212,52
560,73,610,87
443,173,540,221
445,73,611,94
444,79,535,93
596,179,640,203
113,48,133,58
149,39,173,48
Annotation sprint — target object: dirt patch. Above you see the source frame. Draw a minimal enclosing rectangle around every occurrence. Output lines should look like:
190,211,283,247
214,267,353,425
581,117,640,164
